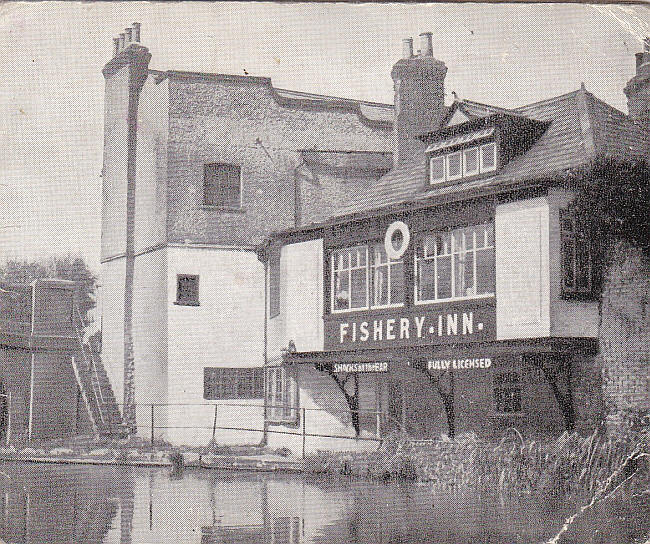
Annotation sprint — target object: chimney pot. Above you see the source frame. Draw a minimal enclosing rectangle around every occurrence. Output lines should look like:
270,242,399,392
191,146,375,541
419,32,433,56
119,33,126,50
113,38,120,56
402,38,414,59
125,28,133,44
132,23,141,42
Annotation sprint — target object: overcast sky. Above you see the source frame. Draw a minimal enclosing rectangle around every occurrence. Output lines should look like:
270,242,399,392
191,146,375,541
0,2,648,274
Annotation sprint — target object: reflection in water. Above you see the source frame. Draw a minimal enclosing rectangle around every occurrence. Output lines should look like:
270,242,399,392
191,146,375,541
0,462,646,544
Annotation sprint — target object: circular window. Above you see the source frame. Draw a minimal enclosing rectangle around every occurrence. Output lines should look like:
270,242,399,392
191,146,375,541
384,221,410,260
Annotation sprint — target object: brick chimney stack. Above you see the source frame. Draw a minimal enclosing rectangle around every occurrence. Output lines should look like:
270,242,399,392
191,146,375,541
624,37,650,124
391,32,448,166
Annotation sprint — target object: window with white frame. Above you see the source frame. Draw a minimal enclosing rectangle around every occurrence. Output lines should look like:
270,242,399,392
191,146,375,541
332,246,368,311
332,244,404,313
480,142,497,172
266,366,298,423
429,156,445,184
415,223,495,303
429,141,498,185
463,147,479,176
446,151,462,180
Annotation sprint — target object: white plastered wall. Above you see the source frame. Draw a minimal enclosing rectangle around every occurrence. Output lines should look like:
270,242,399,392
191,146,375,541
132,248,169,436
495,196,551,339
166,246,265,446
282,239,324,353
266,238,379,453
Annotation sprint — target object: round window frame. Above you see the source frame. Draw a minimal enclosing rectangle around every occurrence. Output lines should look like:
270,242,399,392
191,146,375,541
384,221,410,260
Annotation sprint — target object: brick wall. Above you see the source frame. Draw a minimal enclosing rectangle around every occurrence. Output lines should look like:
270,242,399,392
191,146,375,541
600,240,650,434
165,76,393,246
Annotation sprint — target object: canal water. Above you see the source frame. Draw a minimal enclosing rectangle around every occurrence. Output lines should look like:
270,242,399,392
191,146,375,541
0,462,646,544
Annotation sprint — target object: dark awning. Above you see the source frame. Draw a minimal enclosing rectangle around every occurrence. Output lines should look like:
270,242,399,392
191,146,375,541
282,337,598,366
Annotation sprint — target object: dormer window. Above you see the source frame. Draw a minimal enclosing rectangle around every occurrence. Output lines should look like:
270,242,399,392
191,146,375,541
463,147,479,176
426,127,498,186
428,141,498,186
429,156,445,184
480,142,497,173
446,152,462,180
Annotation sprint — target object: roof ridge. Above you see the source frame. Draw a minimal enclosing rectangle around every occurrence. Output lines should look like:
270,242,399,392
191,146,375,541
587,93,629,118
458,98,519,115
512,88,582,111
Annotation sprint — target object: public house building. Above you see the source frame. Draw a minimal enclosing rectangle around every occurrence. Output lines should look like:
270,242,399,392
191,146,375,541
261,34,649,451
101,26,649,450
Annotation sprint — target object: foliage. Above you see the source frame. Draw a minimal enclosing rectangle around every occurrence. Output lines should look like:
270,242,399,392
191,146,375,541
564,157,650,264
0,255,98,319
304,430,648,499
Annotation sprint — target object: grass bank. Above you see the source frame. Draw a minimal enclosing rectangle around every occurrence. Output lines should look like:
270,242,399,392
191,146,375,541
305,430,648,498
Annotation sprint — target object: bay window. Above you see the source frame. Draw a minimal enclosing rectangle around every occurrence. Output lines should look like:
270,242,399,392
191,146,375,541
332,246,369,311
463,147,479,176
446,151,462,180
479,142,497,172
332,243,404,313
415,223,495,303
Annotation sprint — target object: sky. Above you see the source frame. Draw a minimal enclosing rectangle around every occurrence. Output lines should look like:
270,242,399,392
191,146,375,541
0,2,648,275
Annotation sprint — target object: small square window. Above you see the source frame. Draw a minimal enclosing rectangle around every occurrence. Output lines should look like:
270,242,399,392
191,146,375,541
429,156,445,184
176,274,199,306
493,370,522,414
446,152,462,180
480,143,497,172
463,147,479,176
204,163,241,208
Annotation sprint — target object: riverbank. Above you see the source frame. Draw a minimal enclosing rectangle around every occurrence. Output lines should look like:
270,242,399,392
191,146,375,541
305,430,648,498
0,430,646,495
0,436,302,473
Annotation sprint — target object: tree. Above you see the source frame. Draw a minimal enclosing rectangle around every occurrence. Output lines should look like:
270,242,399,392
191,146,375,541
0,255,98,321
565,157,650,267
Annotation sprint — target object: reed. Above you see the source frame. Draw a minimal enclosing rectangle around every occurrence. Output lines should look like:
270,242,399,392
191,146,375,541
303,430,648,498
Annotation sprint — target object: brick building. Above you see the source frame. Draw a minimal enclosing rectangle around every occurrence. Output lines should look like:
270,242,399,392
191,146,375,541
101,26,648,449
100,25,393,444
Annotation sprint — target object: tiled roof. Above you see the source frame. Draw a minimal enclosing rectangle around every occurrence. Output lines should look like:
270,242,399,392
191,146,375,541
333,88,648,217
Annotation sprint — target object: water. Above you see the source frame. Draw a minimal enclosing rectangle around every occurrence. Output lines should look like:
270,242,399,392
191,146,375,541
0,462,646,544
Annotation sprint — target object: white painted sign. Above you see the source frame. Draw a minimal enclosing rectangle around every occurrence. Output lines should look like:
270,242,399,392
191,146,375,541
428,358,492,370
333,362,388,373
